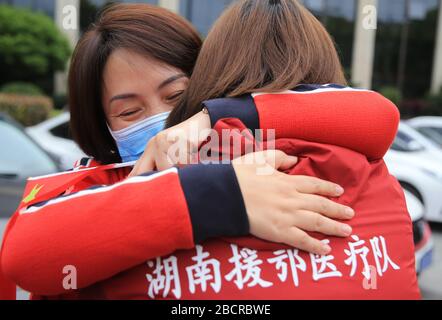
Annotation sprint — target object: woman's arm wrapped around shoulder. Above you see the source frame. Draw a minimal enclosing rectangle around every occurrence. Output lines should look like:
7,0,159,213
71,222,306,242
0,161,247,296
204,85,400,160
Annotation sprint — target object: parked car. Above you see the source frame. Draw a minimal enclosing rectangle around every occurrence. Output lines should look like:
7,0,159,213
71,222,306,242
384,122,442,223
403,189,434,275
408,116,442,148
26,112,86,170
0,113,60,217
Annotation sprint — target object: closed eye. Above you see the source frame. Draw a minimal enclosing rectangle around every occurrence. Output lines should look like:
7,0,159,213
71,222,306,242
166,91,184,102
119,109,141,117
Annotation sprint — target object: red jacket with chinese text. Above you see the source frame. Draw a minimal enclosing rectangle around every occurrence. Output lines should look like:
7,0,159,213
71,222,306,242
0,85,420,299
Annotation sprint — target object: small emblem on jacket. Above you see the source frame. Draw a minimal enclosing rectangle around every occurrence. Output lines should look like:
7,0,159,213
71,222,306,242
23,184,44,204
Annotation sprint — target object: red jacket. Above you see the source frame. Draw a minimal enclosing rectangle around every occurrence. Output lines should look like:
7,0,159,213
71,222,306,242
1,84,418,299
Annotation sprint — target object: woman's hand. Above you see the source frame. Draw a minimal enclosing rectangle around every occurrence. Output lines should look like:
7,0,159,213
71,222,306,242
232,150,354,255
129,113,354,256
129,110,210,177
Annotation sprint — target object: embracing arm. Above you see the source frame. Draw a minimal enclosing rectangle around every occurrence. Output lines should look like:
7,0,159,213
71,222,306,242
0,164,248,296
203,86,400,160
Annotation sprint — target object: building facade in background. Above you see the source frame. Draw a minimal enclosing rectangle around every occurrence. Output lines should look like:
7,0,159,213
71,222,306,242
1,0,442,99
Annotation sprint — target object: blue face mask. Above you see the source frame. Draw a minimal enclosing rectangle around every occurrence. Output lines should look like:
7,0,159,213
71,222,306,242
109,112,170,163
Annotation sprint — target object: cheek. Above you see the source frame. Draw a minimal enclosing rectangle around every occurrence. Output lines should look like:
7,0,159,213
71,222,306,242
107,118,125,132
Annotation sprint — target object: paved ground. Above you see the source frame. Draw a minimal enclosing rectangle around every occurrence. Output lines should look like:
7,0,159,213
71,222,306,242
418,223,442,299
1,218,441,300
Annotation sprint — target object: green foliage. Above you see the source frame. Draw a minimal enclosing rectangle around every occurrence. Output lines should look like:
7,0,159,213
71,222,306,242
372,8,439,100
0,93,53,126
0,5,71,87
424,88,442,116
49,108,64,119
379,86,402,106
80,0,99,32
0,82,43,96
324,16,355,71
80,0,117,32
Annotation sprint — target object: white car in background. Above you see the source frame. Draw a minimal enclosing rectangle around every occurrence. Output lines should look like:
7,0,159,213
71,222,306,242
385,122,442,223
26,112,86,170
408,116,442,148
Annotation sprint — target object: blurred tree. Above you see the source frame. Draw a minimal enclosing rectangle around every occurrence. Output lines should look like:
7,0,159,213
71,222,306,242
80,0,118,33
380,86,402,106
0,5,71,93
404,8,438,99
0,82,44,96
324,16,355,77
373,8,438,100
425,88,442,116
80,0,99,32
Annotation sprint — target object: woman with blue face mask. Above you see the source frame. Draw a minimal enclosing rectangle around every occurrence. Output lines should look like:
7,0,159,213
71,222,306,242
0,4,354,298
108,111,170,163
100,43,190,164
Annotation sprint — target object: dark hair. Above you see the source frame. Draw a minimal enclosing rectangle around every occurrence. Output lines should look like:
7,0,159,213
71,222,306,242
168,0,346,126
69,3,202,164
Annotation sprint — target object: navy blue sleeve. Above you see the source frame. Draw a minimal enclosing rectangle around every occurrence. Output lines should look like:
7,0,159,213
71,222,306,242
178,164,249,244
202,95,260,131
